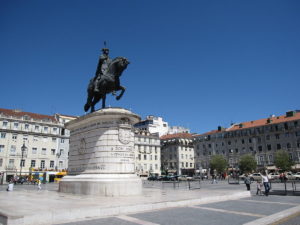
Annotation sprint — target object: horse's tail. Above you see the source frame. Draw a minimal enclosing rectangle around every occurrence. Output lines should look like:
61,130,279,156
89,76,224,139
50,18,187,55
84,77,95,112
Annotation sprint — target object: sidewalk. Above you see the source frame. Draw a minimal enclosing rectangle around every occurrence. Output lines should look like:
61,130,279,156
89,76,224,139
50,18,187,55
0,183,250,225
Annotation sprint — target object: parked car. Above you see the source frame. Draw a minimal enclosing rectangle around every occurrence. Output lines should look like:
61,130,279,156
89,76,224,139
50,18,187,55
239,174,246,181
157,176,165,181
147,176,158,181
249,173,262,181
268,173,280,180
193,175,202,180
17,177,27,184
178,175,193,181
285,172,296,180
159,174,177,181
294,172,300,180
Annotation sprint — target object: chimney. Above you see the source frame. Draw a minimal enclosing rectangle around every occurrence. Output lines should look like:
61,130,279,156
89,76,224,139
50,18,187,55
286,111,295,117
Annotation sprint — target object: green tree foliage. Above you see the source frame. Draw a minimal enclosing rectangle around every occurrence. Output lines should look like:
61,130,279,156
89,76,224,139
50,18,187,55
274,150,294,171
210,155,228,174
239,154,257,174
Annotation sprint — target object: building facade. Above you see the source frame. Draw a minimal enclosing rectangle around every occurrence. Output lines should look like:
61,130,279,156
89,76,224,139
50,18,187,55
134,129,161,177
54,114,77,171
194,110,300,173
134,115,169,137
0,108,76,183
161,133,195,176
168,126,190,134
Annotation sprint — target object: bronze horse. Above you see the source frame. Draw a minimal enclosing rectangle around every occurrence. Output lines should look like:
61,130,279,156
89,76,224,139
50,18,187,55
84,57,130,113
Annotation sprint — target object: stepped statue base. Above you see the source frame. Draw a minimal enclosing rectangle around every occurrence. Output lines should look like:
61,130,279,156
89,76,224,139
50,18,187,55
59,108,142,196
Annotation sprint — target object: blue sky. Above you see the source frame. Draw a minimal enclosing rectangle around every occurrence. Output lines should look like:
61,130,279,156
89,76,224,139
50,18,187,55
1,0,299,134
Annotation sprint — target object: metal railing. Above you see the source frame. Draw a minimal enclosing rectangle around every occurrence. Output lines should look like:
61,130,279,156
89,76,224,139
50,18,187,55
269,179,300,196
143,179,201,190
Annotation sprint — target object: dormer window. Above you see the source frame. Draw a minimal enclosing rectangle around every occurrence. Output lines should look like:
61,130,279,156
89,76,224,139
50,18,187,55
23,115,30,120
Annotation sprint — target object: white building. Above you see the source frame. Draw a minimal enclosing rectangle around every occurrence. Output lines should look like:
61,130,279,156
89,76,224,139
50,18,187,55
134,116,169,137
160,133,195,176
0,108,76,184
168,126,190,134
134,129,161,177
54,114,77,171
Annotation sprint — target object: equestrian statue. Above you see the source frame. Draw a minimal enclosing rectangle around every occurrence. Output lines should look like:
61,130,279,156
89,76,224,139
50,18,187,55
84,44,130,113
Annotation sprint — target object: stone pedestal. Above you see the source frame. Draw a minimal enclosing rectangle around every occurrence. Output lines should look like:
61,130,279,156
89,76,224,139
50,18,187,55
59,108,142,196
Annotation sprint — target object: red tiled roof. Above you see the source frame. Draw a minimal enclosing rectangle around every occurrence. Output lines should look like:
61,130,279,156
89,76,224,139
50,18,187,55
0,108,57,122
227,112,300,131
194,130,220,137
160,132,193,140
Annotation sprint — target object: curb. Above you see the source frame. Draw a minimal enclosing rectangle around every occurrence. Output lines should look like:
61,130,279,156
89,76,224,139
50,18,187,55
243,205,300,225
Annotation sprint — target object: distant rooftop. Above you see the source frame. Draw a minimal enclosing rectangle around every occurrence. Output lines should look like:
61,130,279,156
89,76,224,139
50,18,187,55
0,108,57,122
160,132,194,140
196,110,300,136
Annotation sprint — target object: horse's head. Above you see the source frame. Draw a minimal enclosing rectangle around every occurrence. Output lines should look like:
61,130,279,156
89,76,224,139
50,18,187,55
108,57,130,76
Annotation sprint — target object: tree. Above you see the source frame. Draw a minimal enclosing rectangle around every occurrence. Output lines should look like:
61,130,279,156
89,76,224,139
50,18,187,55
210,155,228,175
239,154,257,174
274,150,294,171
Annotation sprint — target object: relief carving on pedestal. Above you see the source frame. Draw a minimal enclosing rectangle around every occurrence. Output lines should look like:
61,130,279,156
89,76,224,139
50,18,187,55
78,138,87,154
118,128,131,145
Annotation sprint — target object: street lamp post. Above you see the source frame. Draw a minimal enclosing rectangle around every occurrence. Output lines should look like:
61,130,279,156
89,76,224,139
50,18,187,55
20,142,27,177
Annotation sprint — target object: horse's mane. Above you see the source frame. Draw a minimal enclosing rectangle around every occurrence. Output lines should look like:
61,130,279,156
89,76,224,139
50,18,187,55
107,57,126,69
106,57,127,75
111,57,125,63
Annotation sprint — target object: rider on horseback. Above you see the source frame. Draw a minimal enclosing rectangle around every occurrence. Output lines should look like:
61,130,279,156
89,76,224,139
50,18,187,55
93,48,111,92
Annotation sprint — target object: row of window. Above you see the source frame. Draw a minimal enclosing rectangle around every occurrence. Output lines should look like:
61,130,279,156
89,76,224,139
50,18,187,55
198,133,300,149
197,142,300,157
136,137,160,144
0,158,64,168
165,162,193,168
1,121,59,133
165,146,193,152
198,141,300,153
137,154,159,161
0,145,64,156
0,133,66,143
163,154,193,160
136,163,159,171
137,145,159,153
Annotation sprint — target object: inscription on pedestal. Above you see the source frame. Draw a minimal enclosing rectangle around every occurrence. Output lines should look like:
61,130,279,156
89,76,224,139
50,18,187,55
66,109,140,175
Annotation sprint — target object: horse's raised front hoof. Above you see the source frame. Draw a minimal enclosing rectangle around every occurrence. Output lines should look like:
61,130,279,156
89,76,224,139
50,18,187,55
116,96,121,101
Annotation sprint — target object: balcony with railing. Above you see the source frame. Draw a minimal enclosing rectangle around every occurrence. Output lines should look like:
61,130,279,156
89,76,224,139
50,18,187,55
5,165,17,171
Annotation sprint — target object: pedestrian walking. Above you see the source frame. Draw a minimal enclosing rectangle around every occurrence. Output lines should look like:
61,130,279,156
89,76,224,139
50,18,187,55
261,172,270,196
244,174,251,191
211,174,218,184
37,179,41,190
256,180,263,195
